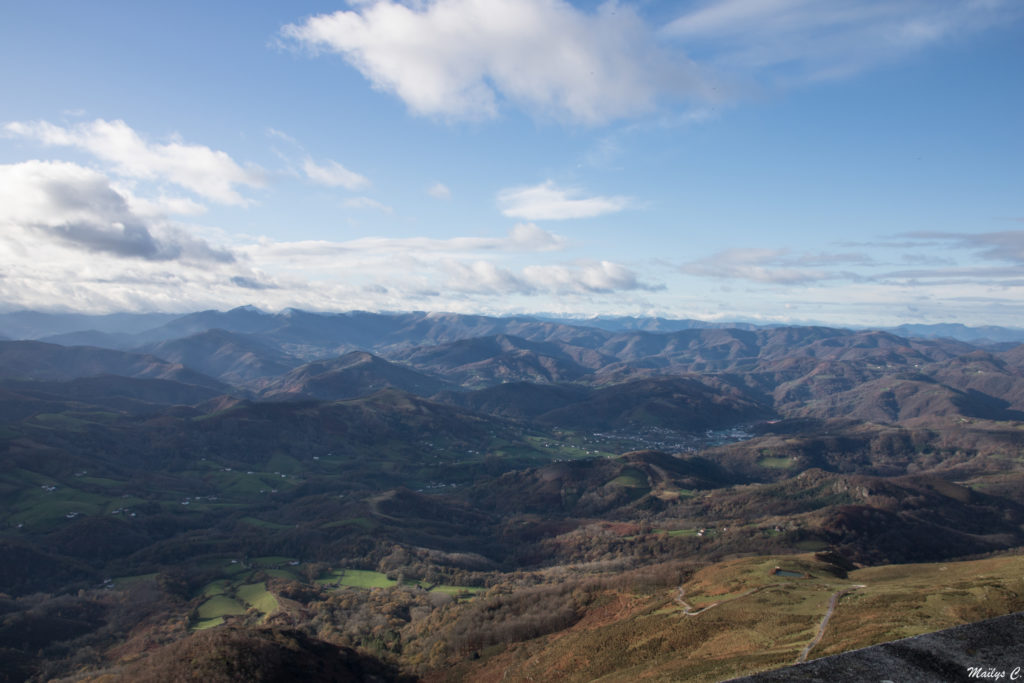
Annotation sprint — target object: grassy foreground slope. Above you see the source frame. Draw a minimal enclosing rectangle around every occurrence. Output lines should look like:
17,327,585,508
436,553,1024,683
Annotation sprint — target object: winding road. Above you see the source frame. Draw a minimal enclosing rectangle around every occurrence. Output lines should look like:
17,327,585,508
796,585,866,663
672,579,867,665
673,583,783,616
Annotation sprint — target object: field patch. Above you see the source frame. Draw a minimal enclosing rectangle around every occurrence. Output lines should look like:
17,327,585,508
200,579,231,597
237,582,278,614
758,456,795,469
250,556,298,568
238,516,293,530
335,569,397,589
609,467,648,488
426,584,484,597
192,617,225,631
197,595,245,620
264,568,302,580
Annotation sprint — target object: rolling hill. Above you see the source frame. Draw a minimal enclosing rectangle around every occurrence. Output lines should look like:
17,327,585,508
1,308,1023,682
136,328,302,387
0,340,228,391
259,351,451,400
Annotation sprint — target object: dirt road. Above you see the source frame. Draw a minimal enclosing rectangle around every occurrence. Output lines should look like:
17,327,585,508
796,585,866,663
674,583,783,616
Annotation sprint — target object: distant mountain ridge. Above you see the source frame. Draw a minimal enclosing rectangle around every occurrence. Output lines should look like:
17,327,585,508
0,310,179,340
135,328,302,387
0,340,228,391
259,351,452,400
4,307,1024,349
882,322,1024,345
4,309,1024,427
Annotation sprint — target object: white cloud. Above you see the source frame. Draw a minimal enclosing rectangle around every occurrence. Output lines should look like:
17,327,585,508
663,0,1019,83
4,119,264,206
123,192,208,218
681,247,875,285
266,127,300,145
342,196,393,213
440,259,531,294
281,0,705,124
507,222,565,251
0,160,234,264
523,260,659,293
902,230,1024,265
435,258,656,296
498,180,630,220
428,181,451,199
679,235,1024,297
850,231,1024,287
247,223,564,263
0,142,649,313
303,156,370,190
145,224,649,312
278,0,1018,125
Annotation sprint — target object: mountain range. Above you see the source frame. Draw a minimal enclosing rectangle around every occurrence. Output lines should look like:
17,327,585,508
2,306,1024,682
5,306,1024,347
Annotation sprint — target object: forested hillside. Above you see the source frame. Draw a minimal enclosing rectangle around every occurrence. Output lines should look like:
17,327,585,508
1,309,1023,681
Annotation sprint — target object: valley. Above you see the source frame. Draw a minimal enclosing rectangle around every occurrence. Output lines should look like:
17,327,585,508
1,308,1023,681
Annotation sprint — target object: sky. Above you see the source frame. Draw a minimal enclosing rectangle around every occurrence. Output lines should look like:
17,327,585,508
1,0,1022,327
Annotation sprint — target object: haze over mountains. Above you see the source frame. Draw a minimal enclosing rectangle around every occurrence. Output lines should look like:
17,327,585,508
4,307,1024,428
6,306,1024,348
2,306,1024,681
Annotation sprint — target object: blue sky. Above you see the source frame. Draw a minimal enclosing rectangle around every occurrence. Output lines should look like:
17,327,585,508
1,0,1022,326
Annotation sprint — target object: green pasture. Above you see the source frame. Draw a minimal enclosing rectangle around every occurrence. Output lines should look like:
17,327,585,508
335,569,398,588
250,556,298,568
609,467,648,488
30,413,93,430
265,453,304,474
200,579,231,597
238,516,294,530
524,434,616,459
6,485,113,529
192,617,225,630
75,475,128,488
319,516,375,530
758,456,796,469
111,573,159,588
315,568,484,598
190,577,281,631
237,582,278,613
264,569,302,580
197,595,246,620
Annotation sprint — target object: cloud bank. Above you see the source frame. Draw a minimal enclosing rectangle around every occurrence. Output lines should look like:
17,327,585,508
680,232,1024,294
4,119,263,206
281,0,1016,123
663,0,1019,83
0,161,234,264
498,181,630,220
281,0,704,124
0,160,651,314
303,156,370,190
